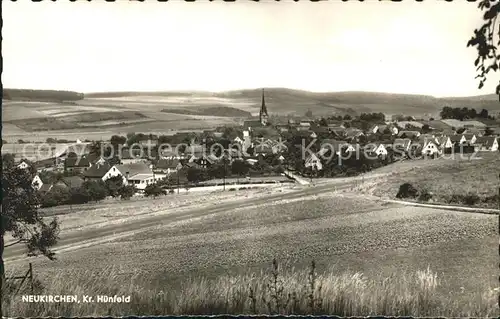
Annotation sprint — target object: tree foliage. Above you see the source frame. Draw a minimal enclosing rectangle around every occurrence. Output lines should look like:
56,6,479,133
1,158,60,283
467,0,500,96
105,175,124,198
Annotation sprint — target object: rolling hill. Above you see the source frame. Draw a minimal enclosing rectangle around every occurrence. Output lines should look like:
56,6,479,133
3,88,500,141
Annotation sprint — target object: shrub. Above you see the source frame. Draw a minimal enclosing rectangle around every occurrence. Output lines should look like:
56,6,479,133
119,185,136,200
418,189,433,202
144,184,166,198
40,187,71,208
396,183,419,199
463,193,480,206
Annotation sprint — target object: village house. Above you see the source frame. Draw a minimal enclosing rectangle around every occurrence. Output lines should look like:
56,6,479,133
475,136,499,151
438,136,454,150
318,139,356,157
64,155,91,173
32,174,44,190
420,139,441,157
82,162,112,182
103,162,155,190
17,160,30,170
462,134,477,144
364,143,388,157
304,153,323,171
154,159,181,174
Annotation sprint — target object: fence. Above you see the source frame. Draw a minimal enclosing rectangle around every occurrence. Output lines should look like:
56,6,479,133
5,263,34,295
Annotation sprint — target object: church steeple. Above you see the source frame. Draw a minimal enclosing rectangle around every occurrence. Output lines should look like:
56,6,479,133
259,88,269,126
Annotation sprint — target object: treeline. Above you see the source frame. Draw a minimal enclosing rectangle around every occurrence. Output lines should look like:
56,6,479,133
40,176,136,208
439,106,493,120
3,89,84,102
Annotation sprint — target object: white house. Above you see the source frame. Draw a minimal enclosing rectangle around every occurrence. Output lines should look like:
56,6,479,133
233,136,244,145
32,175,44,190
103,163,155,190
365,143,388,157
304,153,323,171
421,140,441,157
439,136,454,149
17,160,30,170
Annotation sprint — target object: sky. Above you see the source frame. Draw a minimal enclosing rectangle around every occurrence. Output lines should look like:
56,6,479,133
2,0,496,97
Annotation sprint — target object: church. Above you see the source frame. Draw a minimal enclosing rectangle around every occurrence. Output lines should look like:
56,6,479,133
242,88,270,131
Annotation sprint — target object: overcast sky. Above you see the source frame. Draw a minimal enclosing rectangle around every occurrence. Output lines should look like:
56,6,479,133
3,1,495,97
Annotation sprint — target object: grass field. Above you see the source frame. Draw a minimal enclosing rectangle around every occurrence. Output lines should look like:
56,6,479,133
358,152,500,208
4,192,496,316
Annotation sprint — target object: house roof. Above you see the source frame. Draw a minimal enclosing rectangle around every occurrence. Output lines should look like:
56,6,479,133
155,159,181,169
476,136,497,148
364,143,386,152
83,162,112,178
115,163,151,177
462,133,476,140
128,173,154,181
449,135,463,142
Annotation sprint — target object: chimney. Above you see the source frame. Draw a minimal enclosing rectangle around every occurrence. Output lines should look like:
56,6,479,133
125,171,130,180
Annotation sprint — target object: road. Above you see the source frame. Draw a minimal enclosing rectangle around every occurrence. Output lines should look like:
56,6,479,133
4,178,361,262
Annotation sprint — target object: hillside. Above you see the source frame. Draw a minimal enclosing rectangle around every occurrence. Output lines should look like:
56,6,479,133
85,88,500,117
3,88,84,102
3,88,500,141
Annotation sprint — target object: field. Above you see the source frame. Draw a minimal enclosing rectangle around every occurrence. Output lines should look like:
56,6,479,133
358,152,500,207
4,88,500,143
4,191,497,316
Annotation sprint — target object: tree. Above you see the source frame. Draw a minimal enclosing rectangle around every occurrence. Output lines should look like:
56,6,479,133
41,186,71,207
186,167,206,184
468,0,500,95
2,154,15,169
479,108,489,118
343,114,352,121
231,160,250,179
119,185,136,200
144,184,166,198
110,135,127,146
421,124,431,133
105,175,124,197
1,162,60,315
305,109,313,118
81,180,108,202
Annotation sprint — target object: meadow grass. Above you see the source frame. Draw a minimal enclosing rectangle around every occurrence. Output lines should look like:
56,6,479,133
2,260,497,317
358,153,500,208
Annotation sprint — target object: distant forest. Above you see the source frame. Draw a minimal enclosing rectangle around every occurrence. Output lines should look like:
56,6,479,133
3,89,84,102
